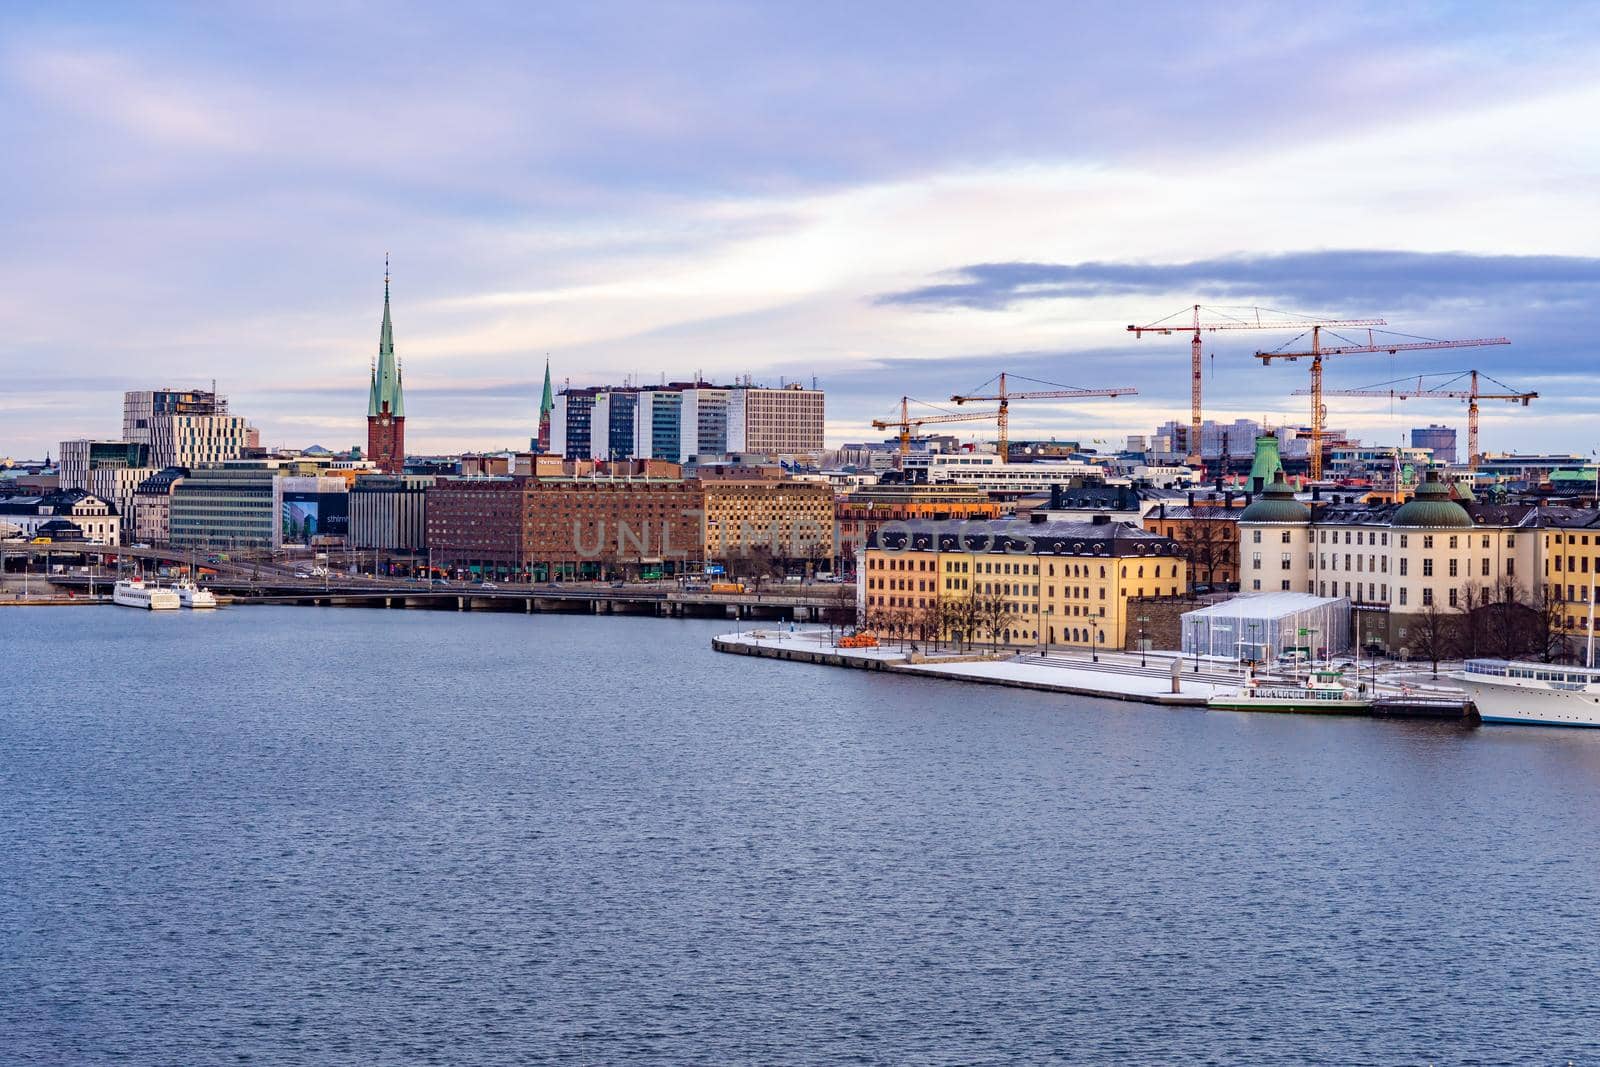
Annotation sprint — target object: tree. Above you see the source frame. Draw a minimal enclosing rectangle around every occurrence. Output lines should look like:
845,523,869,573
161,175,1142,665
823,583,858,640
975,592,1015,650
1530,589,1572,664
940,595,979,652
1454,580,1493,661
912,599,944,649
1406,600,1456,677
1173,505,1235,590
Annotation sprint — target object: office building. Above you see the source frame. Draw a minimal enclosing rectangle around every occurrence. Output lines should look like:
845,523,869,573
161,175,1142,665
169,465,285,549
350,474,435,552
1411,425,1458,465
123,388,227,447
58,439,150,491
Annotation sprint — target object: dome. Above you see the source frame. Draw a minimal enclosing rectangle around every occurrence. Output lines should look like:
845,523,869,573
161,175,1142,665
1393,472,1472,528
1239,477,1311,524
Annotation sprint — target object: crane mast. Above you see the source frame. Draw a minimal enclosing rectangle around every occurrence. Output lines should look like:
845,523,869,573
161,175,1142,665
1128,306,1382,470
1263,333,1511,478
1305,369,1534,471
949,372,1137,458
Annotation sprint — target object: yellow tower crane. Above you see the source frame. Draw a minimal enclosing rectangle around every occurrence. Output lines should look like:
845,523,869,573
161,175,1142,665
948,373,1137,458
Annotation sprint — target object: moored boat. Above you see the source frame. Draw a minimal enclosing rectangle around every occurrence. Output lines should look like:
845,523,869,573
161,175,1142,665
174,579,218,609
113,577,180,610
1207,665,1371,714
1451,659,1600,728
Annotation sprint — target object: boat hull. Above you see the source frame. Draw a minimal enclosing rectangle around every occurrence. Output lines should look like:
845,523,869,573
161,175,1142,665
112,581,180,610
1207,697,1372,715
1453,674,1600,729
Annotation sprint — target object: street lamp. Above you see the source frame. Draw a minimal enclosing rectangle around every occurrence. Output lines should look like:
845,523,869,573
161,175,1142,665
1138,614,1150,668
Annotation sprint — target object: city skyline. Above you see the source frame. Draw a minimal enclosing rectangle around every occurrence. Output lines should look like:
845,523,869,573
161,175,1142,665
4,3,1599,457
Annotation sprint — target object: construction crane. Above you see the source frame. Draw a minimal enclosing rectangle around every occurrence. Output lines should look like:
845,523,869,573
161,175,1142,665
871,397,1003,463
1127,306,1385,467
1259,330,1511,479
1301,370,1536,471
948,373,1137,459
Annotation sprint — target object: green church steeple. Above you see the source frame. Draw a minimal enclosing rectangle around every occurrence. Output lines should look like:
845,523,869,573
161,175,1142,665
369,258,404,419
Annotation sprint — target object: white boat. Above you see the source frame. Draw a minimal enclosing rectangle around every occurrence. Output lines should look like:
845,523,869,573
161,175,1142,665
1452,659,1600,728
174,579,218,609
1207,665,1371,714
113,577,180,611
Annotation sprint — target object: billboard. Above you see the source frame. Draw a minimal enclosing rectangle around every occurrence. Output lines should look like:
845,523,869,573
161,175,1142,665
282,492,349,544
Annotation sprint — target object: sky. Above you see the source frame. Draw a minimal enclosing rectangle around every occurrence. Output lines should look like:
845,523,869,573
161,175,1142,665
3,1,1599,459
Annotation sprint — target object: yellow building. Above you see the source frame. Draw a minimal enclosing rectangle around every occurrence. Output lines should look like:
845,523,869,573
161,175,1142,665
861,518,1186,650
1543,514,1600,638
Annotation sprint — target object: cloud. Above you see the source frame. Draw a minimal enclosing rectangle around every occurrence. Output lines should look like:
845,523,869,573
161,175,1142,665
878,252,1600,313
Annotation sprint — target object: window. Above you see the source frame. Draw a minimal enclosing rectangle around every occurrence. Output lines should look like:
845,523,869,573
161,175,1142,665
1449,558,1458,578
1281,553,1292,570
1508,560,1515,576
1423,535,1434,550
1449,588,1458,607
1252,529,1262,544
1399,558,1408,576
1281,530,1291,543
1449,535,1458,550
1252,579,1261,590
1399,588,1408,605
1399,535,1408,549
1423,588,1434,606
1423,559,1433,577
1482,558,1490,577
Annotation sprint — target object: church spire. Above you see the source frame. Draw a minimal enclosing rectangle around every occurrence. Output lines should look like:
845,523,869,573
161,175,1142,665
369,255,404,419
537,356,554,452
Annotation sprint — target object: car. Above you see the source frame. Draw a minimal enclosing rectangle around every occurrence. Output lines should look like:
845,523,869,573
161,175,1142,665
481,581,498,589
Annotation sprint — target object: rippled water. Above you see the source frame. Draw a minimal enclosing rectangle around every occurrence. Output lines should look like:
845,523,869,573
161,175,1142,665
3,606,1599,1064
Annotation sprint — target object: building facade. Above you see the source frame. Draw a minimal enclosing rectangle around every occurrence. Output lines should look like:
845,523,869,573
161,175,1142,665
58,440,150,491
863,518,1186,650
350,474,434,552
0,489,120,544
90,466,160,543
701,479,835,565
170,466,284,549
123,388,227,446
132,469,185,544
425,477,704,580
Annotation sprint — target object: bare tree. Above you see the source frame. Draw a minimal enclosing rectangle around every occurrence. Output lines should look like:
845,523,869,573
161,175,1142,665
823,583,858,639
940,595,979,652
911,599,944,650
975,592,1015,650
1455,580,1492,660
1530,589,1572,664
1406,600,1456,677
1173,505,1235,590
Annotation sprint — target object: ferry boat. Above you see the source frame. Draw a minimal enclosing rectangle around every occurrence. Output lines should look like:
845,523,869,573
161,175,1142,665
174,579,218,609
112,577,180,610
1452,659,1600,728
1207,665,1372,715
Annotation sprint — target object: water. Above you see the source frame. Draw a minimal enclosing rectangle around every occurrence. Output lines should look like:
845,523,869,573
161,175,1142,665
3,606,1599,1064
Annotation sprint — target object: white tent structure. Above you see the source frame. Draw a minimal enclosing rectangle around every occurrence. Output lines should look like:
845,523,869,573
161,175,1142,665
1181,592,1351,662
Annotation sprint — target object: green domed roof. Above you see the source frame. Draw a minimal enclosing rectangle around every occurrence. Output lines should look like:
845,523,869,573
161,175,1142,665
1393,473,1472,528
1239,477,1311,523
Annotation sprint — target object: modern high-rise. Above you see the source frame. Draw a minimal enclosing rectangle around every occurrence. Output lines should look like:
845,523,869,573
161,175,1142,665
366,265,406,473
123,388,227,447
150,413,251,469
1411,425,1458,465
58,439,150,490
554,382,824,463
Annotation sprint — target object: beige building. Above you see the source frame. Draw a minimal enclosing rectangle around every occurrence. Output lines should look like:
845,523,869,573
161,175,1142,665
862,518,1186,650
701,479,834,563
1239,471,1540,651
729,385,825,456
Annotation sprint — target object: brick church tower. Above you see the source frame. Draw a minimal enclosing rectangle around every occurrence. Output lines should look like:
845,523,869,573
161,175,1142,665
366,261,406,473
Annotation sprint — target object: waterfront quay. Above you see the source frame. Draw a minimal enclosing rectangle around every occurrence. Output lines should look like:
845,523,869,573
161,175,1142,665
716,627,1474,714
